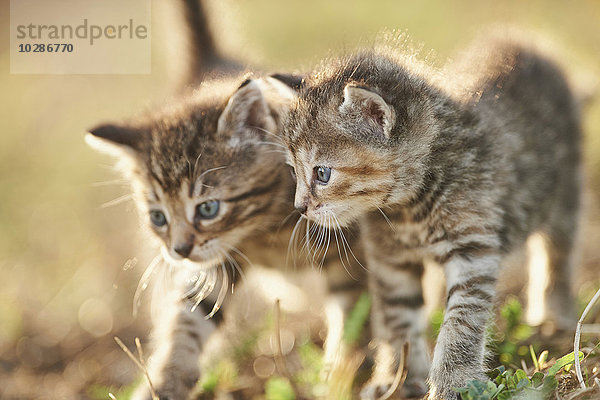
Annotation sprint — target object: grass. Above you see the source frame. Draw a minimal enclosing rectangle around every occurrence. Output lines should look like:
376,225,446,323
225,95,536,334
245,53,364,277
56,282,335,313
1,0,600,399
100,293,600,400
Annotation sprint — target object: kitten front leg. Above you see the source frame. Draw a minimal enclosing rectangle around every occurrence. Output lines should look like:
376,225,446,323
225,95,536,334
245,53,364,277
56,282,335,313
360,258,430,399
322,262,366,380
131,290,223,400
428,249,499,400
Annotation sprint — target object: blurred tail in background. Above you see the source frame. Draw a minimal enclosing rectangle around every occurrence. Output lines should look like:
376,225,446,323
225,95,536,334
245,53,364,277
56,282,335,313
178,0,242,86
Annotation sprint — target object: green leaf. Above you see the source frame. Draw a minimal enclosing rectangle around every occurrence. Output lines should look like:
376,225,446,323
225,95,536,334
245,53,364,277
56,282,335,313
197,359,238,394
500,297,522,331
547,351,583,376
342,292,371,346
515,369,528,381
541,375,558,397
199,368,220,393
295,340,323,386
265,377,296,400
513,324,533,341
487,366,504,380
516,378,530,390
529,345,539,371
531,372,544,388
537,350,548,368
429,308,445,340
496,391,512,400
491,383,505,399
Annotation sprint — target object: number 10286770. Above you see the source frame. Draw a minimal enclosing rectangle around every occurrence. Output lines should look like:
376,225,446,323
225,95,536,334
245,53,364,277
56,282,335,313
18,43,74,53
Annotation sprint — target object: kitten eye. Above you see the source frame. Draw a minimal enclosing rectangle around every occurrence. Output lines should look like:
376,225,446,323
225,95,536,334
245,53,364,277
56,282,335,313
314,166,331,184
197,200,220,219
150,210,167,227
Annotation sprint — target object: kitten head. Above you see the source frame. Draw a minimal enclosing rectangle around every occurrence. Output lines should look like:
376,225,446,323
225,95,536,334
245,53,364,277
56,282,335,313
88,76,297,269
283,51,439,227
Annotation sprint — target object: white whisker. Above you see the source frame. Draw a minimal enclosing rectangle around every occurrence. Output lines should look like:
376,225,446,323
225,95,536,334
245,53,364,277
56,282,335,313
376,206,396,232
279,209,299,231
304,219,319,259
191,267,217,312
319,215,333,270
224,244,252,272
224,252,245,284
206,263,229,319
197,165,228,180
286,215,304,268
249,126,286,145
333,214,367,272
133,255,162,317
186,158,192,182
254,140,287,150
101,193,133,208
192,153,202,177
91,179,129,187
332,222,355,279
308,220,321,264
181,270,208,299
314,218,328,266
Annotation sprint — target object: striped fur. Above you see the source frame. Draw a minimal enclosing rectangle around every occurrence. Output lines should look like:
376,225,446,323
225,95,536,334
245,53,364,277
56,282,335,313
283,36,582,399
88,76,366,400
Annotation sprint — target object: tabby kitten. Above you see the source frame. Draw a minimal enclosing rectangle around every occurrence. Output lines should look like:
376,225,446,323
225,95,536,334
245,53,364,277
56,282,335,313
88,75,364,400
283,38,581,399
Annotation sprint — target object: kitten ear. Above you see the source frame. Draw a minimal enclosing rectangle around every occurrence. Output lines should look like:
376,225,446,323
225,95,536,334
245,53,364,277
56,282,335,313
262,76,299,114
217,79,277,136
86,123,144,156
269,73,305,91
339,84,395,139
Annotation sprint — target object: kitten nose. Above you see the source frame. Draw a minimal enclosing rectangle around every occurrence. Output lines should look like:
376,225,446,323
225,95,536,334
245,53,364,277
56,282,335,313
295,204,308,215
174,242,194,258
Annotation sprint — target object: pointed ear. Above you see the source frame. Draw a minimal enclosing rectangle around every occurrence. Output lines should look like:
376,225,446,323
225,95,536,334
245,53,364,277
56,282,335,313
85,123,144,156
270,73,305,91
339,84,395,139
262,76,299,116
217,79,277,136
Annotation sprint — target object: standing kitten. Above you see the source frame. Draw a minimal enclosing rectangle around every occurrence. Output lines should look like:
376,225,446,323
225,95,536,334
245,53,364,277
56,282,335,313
88,75,364,400
283,37,581,399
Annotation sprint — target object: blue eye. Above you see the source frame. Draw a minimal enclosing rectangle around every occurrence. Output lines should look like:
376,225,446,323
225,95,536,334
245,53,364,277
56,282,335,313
314,166,331,184
150,210,167,227
197,200,220,219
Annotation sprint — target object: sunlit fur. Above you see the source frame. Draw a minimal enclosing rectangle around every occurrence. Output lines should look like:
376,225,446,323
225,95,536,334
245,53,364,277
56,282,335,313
88,75,366,400
283,35,582,399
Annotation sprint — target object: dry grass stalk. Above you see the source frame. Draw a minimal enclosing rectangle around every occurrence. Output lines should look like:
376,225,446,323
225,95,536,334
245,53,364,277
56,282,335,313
377,342,409,400
114,336,159,400
574,287,600,389
273,299,304,398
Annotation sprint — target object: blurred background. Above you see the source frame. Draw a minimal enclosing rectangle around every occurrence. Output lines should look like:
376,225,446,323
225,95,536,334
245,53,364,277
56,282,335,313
0,0,599,398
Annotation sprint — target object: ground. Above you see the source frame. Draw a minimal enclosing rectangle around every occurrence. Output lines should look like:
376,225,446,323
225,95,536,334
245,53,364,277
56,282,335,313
1,0,599,399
